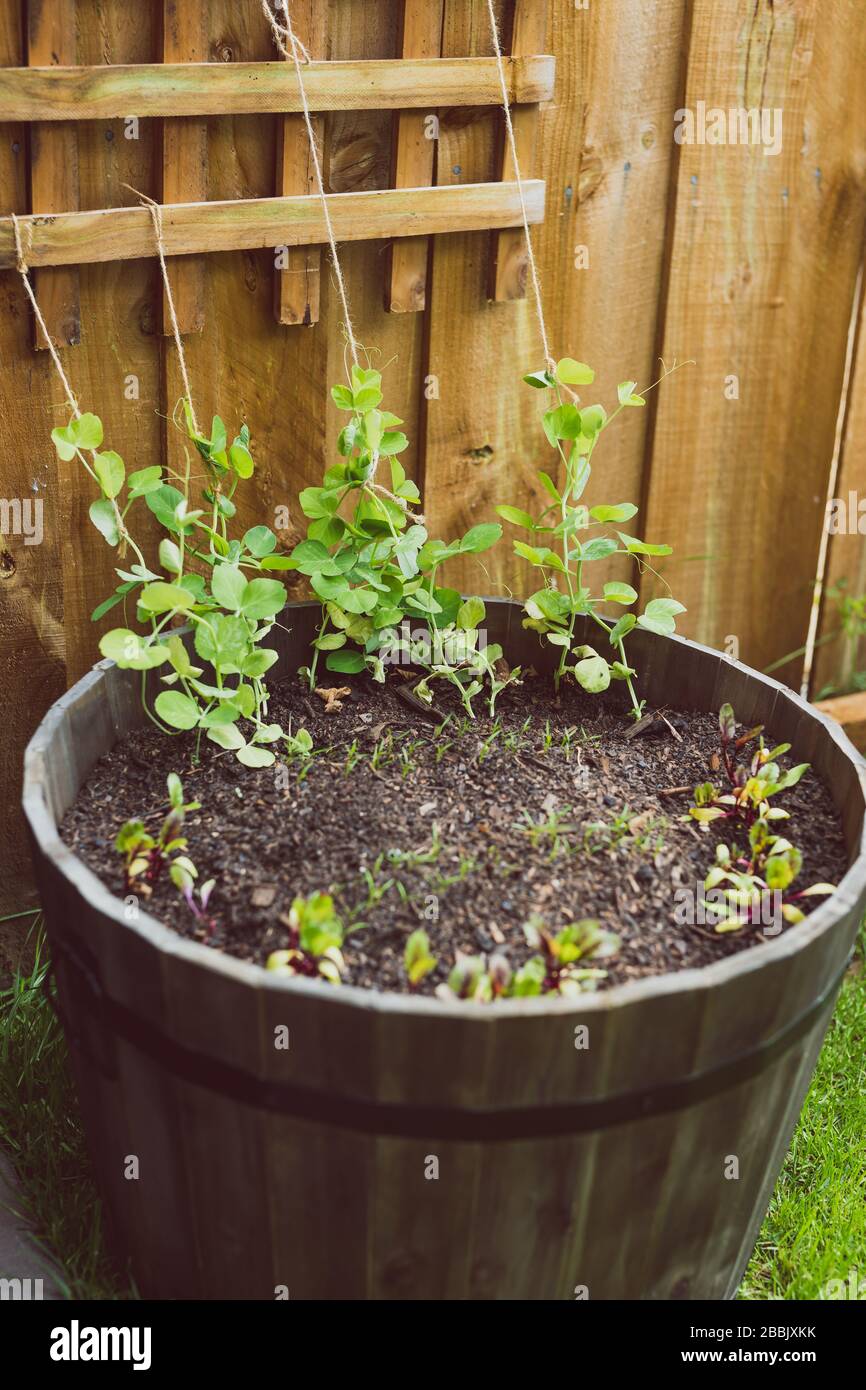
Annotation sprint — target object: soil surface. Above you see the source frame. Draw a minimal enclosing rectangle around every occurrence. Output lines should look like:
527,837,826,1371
60,670,849,997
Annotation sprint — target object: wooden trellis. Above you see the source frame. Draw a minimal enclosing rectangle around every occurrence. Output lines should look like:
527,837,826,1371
1,0,553,340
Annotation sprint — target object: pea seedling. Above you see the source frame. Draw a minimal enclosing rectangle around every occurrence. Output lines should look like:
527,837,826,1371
286,361,502,697
53,404,289,767
499,357,689,718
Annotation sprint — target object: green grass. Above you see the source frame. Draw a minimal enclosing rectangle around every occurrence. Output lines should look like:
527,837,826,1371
0,914,863,1300
742,927,866,1299
0,913,134,1299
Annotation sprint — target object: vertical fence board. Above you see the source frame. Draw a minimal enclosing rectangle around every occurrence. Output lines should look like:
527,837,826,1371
811,269,866,696
161,1,207,335
385,0,444,313
420,0,686,598
0,3,65,925
323,0,425,484
488,0,546,302
273,0,326,326
26,0,80,349
67,3,162,687
640,0,866,678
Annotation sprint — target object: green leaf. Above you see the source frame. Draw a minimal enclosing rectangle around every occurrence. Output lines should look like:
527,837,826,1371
514,541,564,572
311,573,350,603
259,555,297,571
543,404,583,444
159,538,182,574
207,723,246,750
617,381,646,407
618,532,673,557
589,503,638,524
127,465,163,497
457,596,486,631
574,655,611,694
93,450,125,499
496,505,536,530
88,498,119,546
608,613,637,645
91,584,135,623
194,613,250,668
242,648,279,678
286,539,335,575
636,597,686,636
579,404,607,435
155,691,200,730
74,412,104,450
315,632,347,651
243,525,277,557
99,628,170,670
146,485,188,533
576,537,618,562
460,522,502,553
380,430,409,455
524,588,571,624
325,650,365,674
331,384,355,410
299,488,339,520
211,563,247,611
229,439,254,478
555,358,595,386
240,578,287,620
523,369,555,389
341,586,378,615
139,582,195,615
603,581,638,605
537,471,561,504
236,745,275,769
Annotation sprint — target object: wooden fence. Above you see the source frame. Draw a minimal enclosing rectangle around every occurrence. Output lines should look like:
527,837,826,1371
1,0,866,929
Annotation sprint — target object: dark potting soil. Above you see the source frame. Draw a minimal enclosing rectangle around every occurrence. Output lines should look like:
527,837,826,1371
60,671,849,996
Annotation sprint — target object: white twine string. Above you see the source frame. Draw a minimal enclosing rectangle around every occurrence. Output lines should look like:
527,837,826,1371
262,0,359,368
10,213,82,418
121,184,200,436
485,0,554,372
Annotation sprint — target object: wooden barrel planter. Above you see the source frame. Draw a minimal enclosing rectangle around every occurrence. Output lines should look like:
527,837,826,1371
22,601,866,1300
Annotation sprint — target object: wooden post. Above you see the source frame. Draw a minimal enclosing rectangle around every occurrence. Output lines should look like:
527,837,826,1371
274,0,326,326
386,0,444,313
26,0,80,348
489,0,547,302
161,2,207,335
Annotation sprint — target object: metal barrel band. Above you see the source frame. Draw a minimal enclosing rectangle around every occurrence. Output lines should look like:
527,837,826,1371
49,932,851,1141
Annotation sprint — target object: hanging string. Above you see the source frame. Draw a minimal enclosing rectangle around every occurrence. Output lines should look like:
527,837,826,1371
261,0,360,369
121,184,200,436
10,213,82,419
484,0,555,373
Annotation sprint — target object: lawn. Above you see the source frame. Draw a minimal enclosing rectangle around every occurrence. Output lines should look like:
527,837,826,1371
1,912,863,1301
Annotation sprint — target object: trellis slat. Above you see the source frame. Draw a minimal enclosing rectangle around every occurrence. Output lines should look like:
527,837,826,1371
0,180,546,269
0,55,555,120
